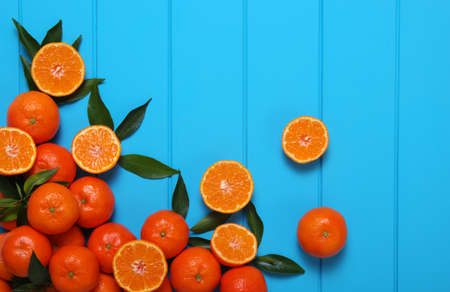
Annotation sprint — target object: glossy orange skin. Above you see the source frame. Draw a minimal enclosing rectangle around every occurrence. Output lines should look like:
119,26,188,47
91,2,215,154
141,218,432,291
7,91,60,144
170,247,221,292
0,233,12,281
220,266,267,292
141,210,189,259
70,177,115,229
27,183,79,235
297,207,347,258
28,143,77,183
2,226,52,277
48,225,85,253
49,246,100,292
87,223,136,274
0,193,16,231
154,276,172,292
0,279,11,291
90,273,122,292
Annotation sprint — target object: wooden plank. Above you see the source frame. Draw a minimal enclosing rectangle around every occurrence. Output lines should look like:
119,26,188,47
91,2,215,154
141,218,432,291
97,0,169,235
247,0,320,290
322,0,396,291
171,0,244,227
0,1,18,126
398,1,450,291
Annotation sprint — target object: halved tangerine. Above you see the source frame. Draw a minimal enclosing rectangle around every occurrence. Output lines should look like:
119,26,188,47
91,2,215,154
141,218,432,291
71,125,121,174
200,160,253,214
0,127,36,175
31,42,85,97
113,240,168,292
211,223,257,267
282,116,329,163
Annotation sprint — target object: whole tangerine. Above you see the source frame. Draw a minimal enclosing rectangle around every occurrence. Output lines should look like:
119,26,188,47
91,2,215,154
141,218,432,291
170,247,221,292
1,225,52,277
49,246,100,292
0,233,12,281
27,182,79,235
28,143,77,183
90,273,122,292
48,225,85,253
297,207,347,258
70,176,115,229
141,210,189,259
7,91,60,144
0,279,11,291
220,266,267,292
87,222,136,274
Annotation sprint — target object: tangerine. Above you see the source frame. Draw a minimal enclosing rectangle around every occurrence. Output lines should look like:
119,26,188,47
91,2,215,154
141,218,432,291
0,233,12,281
141,210,189,259
220,266,267,292
90,273,122,292
0,127,36,175
48,225,85,253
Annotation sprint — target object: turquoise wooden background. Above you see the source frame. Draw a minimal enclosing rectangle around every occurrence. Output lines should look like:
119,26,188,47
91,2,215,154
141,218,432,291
1,0,449,291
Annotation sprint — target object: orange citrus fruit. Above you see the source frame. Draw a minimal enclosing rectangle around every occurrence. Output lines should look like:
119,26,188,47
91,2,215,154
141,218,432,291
7,91,60,144
297,207,347,258
31,42,85,97
49,246,100,292
91,273,122,292
28,143,77,183
220,266,267,292
27,182,79,235
0,279,11,291
0,233,12,281
170,247,221,292
0,127,36,175
154,276,172,292
1,225,52,277
113,240,167,292
141,210,189,259
70,176,115,228
200,160,253,214
71,125,121,174
48,225,85,253
282,116,329,163
87,223,136,274
211,223,257,267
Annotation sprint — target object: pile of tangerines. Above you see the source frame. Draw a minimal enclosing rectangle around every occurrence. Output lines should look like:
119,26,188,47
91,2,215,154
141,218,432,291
0,19,349,292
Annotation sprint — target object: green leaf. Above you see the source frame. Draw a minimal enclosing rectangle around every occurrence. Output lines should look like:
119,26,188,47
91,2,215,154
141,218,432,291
0,207,19,222
28,252,50,285
72,35,82,50
11,276,31,288
172,174,189,218
20,55,38,91
190,212,231,234
88,86,114,129
119,155,178,179
0,176,19,199
55,78,105,105
188,237,210,249
41,20,62,45
53,181,69,187
246,201,264,246
0,198,18,208
23,168,58,196
16,206,28,227
15,182,24,200
252,254,305,275
12,18,40,58
13,283,41,292
115,98,152,141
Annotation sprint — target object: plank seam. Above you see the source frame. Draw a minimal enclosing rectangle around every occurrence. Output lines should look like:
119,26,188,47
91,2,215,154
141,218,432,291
92,0,98,77
242,0,248,169
167,0,174,208
318,0,324,291
394,0,400,291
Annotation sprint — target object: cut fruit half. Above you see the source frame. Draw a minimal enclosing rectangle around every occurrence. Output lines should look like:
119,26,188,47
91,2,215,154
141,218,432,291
211,223,257,267
31,42,85,97
0,127,36,175
113,240,167,292
282,116,329,164
71,125,121,174
200,160,253,214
